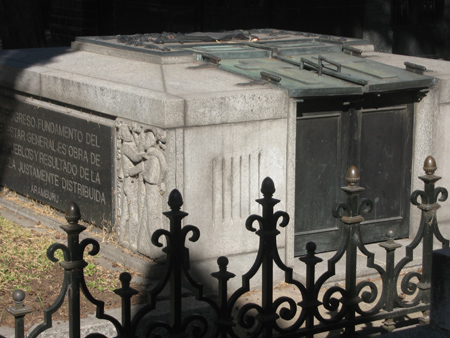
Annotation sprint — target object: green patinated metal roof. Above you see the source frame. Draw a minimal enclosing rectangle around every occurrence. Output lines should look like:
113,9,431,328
191,43,436,98
76,29,436,98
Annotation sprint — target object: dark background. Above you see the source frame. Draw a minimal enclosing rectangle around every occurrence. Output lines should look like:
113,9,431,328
0,0,449,59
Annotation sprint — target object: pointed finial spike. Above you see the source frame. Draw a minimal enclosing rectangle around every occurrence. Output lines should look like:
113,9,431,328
168,189,183,211
424,156,437,175
65,202,81,224
261,177,275,197
346,166,360,186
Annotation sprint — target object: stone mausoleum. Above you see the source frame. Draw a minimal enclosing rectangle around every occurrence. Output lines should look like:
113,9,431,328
1,30,450,285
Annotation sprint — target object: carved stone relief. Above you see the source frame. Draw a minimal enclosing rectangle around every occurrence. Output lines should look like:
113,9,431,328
116,119,167,257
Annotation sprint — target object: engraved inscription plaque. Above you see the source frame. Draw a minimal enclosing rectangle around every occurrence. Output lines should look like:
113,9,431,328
0,97,114,228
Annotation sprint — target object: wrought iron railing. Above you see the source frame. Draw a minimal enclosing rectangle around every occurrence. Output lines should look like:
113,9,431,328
3,155,449,338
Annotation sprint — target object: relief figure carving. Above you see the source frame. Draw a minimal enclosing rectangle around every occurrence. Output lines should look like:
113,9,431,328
137,130,167,256
116,121,167,257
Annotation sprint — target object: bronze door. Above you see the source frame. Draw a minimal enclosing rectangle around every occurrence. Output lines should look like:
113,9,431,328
294,103,413,256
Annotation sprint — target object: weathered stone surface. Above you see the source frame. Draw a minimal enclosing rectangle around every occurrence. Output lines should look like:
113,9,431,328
181,118,288,260
0,42,293,264
438,75,450,104
115,118,167,257
182,89,289,126
435,103,450,226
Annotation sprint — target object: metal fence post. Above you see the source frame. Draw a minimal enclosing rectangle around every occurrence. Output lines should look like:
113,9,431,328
379,230,402,331
333,166,373,336
114,272,139,337
226,177,290,338
211,256,235,337
299,242,322,337
410,156,449,314
60,202,86,338
162,189,190,332
25,202,118,338
6,290,32,338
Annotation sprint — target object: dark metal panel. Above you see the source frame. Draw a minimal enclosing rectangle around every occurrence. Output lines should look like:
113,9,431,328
358,105,413,241
294,111,348,256
294,227,342,256
294,100,414,256
295,113,343,232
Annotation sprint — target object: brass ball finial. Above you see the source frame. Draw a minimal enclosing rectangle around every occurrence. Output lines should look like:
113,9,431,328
424,156,437,175
346,166,360,186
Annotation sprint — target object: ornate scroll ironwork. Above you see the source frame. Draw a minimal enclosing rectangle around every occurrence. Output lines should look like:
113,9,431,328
395,156,448,310
6,156,448,337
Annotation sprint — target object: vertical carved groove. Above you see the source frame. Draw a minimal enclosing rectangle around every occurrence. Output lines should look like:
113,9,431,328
222,157,225,221
212,158,216,226
258,151,262,192
248,154,252,214
240,155,243,219
212,157,223,227
258,151,262,211
231,156,234,220
211,152,264,223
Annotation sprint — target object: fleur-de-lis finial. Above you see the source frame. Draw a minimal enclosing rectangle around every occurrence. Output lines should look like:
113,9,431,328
333,166,372,221
411,155,448,206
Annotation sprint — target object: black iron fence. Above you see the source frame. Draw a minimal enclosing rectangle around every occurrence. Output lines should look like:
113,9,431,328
3,155,449,338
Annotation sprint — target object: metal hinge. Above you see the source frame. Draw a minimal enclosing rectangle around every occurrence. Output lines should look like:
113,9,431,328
202,53,221,65
318,55,342,75
246,42,279,57
188,53,221,69
300,55,342,76
236,71,281,86
404,62,426,75
298,55,368,86
260,71,281,84
343,46,362,57
300,57,319,72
